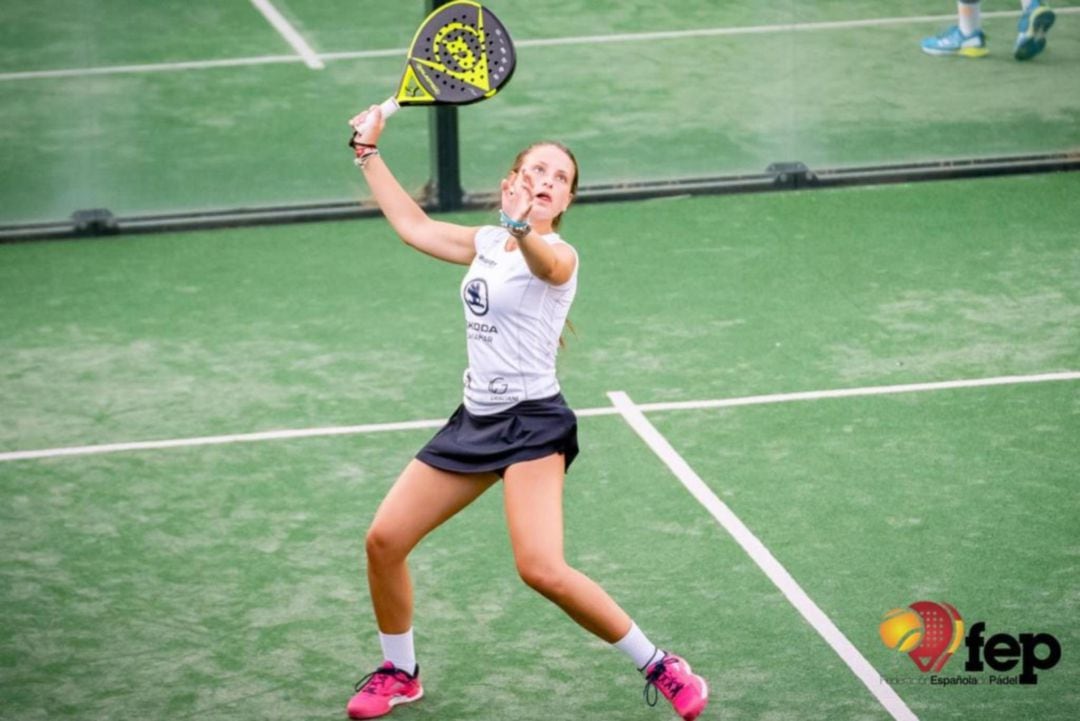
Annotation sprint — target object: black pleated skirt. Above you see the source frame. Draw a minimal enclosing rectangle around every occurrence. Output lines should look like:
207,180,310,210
416,393,579,477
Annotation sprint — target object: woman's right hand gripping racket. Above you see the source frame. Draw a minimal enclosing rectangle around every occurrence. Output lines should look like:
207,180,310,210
349,1,516,147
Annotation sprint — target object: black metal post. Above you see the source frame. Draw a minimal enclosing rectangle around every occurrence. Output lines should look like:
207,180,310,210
429,106,463,211
427,0,463,211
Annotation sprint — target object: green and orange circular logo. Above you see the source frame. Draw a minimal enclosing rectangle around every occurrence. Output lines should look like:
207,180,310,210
879,601,965,672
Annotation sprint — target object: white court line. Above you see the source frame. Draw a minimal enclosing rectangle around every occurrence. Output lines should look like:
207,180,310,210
635,371,1080,413
1,371,1076,463
608,390,919,721
249,0,324,70
512,9,1072,48
0,419,445,463
3,8,1078,82
0,55,304,81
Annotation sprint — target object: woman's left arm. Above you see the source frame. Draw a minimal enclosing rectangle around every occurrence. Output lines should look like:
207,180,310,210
502,175,577,286
518,235,576,285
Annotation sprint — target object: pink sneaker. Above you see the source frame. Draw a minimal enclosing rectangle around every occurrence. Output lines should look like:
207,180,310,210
643,653,709,721
347,662,423,719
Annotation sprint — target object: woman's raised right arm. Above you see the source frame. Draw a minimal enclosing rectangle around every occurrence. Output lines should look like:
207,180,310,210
352,107,477,266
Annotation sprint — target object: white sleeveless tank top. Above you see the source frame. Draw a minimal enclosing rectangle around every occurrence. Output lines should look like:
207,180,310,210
459,225,579,415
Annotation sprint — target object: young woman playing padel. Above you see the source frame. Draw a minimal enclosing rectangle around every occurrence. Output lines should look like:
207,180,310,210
344,105,709,721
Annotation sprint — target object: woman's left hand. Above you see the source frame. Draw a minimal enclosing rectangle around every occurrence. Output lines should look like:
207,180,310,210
500,170,533,223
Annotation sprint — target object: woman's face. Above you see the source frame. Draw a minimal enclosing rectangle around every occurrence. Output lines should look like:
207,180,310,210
513,144,576,225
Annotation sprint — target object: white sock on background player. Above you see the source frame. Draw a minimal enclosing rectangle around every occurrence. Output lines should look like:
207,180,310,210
958,0,982,35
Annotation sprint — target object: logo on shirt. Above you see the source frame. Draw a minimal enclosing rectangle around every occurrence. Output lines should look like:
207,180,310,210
488,377,509,395
463,278,489,316
467,321,498,344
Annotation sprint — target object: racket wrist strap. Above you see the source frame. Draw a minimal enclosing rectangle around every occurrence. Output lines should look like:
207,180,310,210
350,136,375,151
499,209,530,237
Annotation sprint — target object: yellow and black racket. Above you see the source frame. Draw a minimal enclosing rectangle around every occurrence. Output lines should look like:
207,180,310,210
351,1,515,144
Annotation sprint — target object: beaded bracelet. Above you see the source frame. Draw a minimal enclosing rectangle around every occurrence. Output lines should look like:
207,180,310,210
499,209,530,237
354,145,379,168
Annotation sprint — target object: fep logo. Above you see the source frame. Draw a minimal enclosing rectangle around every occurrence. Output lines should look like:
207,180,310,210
880,601,965,672
880,601,1063,685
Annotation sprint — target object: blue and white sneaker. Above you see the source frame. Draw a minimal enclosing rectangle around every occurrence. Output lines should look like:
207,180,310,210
921,25,989,57
1014,0,1055,60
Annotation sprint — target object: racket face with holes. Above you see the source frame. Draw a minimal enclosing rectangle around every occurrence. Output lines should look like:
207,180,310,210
393,1,516,107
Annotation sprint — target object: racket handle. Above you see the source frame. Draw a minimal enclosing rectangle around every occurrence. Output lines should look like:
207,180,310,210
353,98,401,141
377,97,400,122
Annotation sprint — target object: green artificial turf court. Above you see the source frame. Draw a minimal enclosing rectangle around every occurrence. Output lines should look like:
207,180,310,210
2,1,1079,718
2,172,1078,720
1,0,1078,223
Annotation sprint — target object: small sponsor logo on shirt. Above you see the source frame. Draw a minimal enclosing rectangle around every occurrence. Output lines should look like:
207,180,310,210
463,278,489,316
476,253,497,268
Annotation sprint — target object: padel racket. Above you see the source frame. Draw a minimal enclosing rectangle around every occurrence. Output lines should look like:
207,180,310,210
350,0,516,144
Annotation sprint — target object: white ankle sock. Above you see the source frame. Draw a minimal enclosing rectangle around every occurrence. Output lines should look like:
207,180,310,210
958,1,982,35
613,622,663,672
379,629,417,675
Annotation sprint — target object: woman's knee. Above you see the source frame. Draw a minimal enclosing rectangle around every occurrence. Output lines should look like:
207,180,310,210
516,555,572,598
365,522,411,565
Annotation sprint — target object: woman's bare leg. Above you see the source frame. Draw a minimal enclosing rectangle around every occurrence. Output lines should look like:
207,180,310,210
366,459,498,633
502,454,632,643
